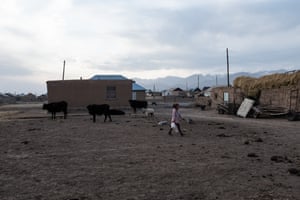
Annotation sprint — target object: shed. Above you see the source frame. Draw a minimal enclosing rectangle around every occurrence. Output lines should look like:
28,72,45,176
132,83,146,100
172,88,186,97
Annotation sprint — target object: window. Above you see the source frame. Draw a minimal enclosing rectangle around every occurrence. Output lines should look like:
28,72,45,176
223,92,229,103
106,86,116,99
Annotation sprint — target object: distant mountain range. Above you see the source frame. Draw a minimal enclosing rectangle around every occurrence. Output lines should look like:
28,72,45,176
132,69,288,91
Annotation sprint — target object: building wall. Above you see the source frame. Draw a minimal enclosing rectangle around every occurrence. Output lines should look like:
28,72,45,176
210,87,244,108
134,91,146,101
47,79,133,107
259,84,300,112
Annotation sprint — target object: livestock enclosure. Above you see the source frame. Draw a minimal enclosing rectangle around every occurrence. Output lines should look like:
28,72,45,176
210,71,300,116
234,70,300,112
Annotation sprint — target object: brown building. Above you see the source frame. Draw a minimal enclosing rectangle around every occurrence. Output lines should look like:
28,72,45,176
46,75,145,108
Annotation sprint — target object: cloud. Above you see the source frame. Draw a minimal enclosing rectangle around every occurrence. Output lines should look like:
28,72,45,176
0,0,300,93
0,53,32,76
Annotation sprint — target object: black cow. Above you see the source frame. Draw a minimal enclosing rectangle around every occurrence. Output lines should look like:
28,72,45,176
87,104,112,123
43,101,68,119
128,100,148,113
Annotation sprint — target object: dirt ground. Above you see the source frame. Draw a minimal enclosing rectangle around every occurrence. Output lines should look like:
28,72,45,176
0,103,299,200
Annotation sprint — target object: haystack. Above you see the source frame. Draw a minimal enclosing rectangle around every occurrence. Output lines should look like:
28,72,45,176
233,70,300,98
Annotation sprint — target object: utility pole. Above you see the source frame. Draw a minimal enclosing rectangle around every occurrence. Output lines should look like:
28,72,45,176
197,75,200,89
226,48,230,87
62,60,66,80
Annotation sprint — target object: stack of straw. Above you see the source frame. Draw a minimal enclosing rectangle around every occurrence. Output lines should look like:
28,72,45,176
233,70,300,98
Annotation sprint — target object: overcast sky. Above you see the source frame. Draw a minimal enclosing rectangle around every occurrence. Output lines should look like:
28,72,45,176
1,0,300,94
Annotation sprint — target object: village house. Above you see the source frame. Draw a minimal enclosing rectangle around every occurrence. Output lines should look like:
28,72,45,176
46,75,146,108
162,88,186,97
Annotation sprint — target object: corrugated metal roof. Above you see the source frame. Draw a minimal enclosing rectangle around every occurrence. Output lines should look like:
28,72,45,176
90,75,128,80
133,83,146,91
90,75,145,91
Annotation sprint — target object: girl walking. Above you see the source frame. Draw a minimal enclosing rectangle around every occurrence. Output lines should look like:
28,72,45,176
168,103,184,136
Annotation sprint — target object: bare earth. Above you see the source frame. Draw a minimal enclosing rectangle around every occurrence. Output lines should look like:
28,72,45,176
0,103,299,200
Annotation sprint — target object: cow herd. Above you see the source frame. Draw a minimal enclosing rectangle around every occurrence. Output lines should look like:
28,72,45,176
42,100,149,122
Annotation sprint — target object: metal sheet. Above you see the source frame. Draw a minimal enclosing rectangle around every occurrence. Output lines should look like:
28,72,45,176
237,98,255,118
